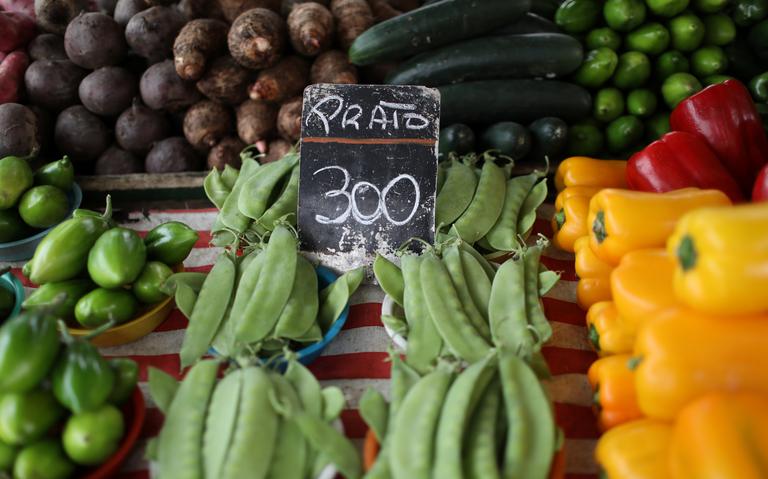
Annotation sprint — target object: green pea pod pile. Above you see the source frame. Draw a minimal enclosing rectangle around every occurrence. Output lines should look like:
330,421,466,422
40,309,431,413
175,224,364,367
435,153,548,252
360,350,558,479
149,357,362,479
374,238,559,369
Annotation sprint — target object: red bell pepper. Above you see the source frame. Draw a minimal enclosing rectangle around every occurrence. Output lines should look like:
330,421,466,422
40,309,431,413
754,164,768,202
627,131,744,203
670,79,768,196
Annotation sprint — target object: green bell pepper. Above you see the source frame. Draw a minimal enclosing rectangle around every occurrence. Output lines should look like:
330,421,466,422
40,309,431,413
34,157,74,191
0,157,33,210
144,221,198,266
107,358,139,405
87,227,146,289
0,309,60,393
26,196,112,285
74,288,137,328
22,279,94,319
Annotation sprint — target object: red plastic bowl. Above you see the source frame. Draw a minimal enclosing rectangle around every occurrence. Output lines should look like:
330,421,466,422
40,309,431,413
82,387,146,479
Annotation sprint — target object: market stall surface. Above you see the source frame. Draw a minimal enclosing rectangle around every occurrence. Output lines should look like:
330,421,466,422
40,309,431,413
9,204,599,479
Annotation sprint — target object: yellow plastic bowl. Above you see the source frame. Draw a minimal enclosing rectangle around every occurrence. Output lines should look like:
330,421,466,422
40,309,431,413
68,265,182,347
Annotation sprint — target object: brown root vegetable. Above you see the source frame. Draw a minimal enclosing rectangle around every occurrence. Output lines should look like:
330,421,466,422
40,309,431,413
173,19,229,81
54,105,110,163
183,100,233,150
0,51,30,105
125,6,186,64
207,136,244,169
79,67,138,117
310,50,357,84
64,13,127,69
95,145,143,174
330,0,373,50
115,99,170,154
34,0,88,34
145,136,201,173
27,33,67,61
281,0,328,16
0,103,39,158
114,0,148,26
287,2,333,57
277,96,302,142
249,55,308,103
228,8,286,70
217,0,278,22
140,59,202,111
369,0,400,22
236,99,276,144
263,137,291,163
24,59,87,111
195,55,251,105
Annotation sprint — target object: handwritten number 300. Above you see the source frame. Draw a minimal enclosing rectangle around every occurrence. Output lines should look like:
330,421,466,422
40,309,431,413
313,166,420,226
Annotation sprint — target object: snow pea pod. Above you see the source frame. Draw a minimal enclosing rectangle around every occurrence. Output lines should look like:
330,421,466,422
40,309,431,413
373,254,404,307
204,168,230,209
464,380,502,479
285,358,322,418
322,386,345,422
227,250,265,329
381,314,408,337
317,266,365,332
239,153,299,220
517,178,548,238
274,256,318,340
257,165,299,231
442,245,491,341
203,369,243,479
162,272,207,295
221,165,239,189
359,388,388,442
524,242,552,344
459,238,496,281
401,255,442,374
484,174,539,251
266,373,306,479
459,249,493,319
145,222,199,266
436,158,478,227
453,160,507,243
539,268,560,296
147,368,178,415
218,157,260,234
173,281,197,319
489,255,535,358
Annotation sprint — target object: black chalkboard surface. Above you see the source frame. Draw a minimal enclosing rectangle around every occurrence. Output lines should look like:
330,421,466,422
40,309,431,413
298,84,440,271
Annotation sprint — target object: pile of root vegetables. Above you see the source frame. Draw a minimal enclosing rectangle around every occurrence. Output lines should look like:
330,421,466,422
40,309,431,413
0,0,395,175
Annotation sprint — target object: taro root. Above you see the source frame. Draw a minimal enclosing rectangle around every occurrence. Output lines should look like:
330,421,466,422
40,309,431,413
64,12,127,69
248,55,308,103
172,19,229,81
227,8,286,70
95,146,144,174
236,99,277,144
115,100,170,155
183,100,233,151
310,50,358,84
262,138,292,163
195,55,252,105
79,67,138,117
277,96,302,142
145,136,202,173
287,2,334,56
24,60,87,111
140,59,202,111
207,136,245,169
330,0,373,50
217,0,279,23
54,105,111,164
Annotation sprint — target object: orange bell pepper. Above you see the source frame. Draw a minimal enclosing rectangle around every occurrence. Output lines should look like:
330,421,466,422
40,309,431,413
586,301,634,356
588,354,643,431
555,157,627,192
588,188,731,265
669,392,768,479
595,419,672,479
574,236,613,309
634,307,768,420
552,187,601,253
610,249,678,329
667,201,768,315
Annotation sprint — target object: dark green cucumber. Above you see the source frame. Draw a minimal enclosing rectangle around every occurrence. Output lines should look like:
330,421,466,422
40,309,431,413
439,80,592,125
387,34,583,86
492,13,560,35
348,0,531,66
531,0,566,19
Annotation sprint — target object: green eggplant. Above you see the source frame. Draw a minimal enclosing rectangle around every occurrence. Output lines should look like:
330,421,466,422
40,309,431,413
107,358,139,405
0,439,16,471
133,261,173,304
0,389,64,445
34,157,74,190
22,279,94,319
18,186,69,229
52,333,115,414
0,309,60,394
0,157,33,210
87,227,146,289
74,288,137,328
0,209,30,243
72,208,117,228
13,439,74,479
26,196,112,285
144,221,198,266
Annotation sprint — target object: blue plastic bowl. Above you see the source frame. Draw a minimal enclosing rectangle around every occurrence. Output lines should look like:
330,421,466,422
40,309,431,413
0,271,24,320
210,265,350,368
0,183,83,262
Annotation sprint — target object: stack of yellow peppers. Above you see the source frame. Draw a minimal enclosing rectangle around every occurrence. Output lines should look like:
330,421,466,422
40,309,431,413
552,158,768,478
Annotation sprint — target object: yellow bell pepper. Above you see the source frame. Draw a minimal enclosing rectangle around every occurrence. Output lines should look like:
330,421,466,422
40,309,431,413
669,392,768,479
588,188,731,265
552,187,601,253
555,157,627,192
667,201,768,315
634,307,768,420
588,354,643,431
595,419,672,479
586,301,635,356
574,236,613,309
610,249,678,330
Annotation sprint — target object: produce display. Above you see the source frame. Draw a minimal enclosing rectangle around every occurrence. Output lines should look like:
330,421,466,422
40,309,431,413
0,268,14,321
0,155,75,243
0,307,139,478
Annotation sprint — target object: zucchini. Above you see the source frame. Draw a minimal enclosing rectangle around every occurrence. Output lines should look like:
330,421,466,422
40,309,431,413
386,33,583,86
531,0,565,19
480,122,532,160
439,80,592,125
348,0,531,66
493,13,560,35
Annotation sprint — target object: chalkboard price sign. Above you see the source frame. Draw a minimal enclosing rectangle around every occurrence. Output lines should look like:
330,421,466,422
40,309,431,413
298,84,440,271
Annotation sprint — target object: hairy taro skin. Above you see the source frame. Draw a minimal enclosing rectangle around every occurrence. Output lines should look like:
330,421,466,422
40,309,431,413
227,8,286,70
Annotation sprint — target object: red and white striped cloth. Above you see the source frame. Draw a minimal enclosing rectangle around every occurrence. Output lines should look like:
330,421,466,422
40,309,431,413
8,204,600,479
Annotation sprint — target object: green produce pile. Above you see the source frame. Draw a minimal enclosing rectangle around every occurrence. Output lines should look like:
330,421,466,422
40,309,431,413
169,224,364,367
148,356,361,479
434,152,549,253
0,308,139,479
374,237,559,369
360,350,557,479
0,268,14,322
0,156,75,243
556,0,768,157
23,198,198,328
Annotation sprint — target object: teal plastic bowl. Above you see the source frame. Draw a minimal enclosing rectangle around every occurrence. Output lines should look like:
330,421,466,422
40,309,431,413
0,183,82,262
0,271,24,320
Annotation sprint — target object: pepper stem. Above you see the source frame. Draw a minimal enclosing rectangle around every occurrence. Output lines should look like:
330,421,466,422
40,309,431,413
588,323,601,352
554,210,566,230
627,356,643,371
592,388,601,410
101,194,113,221
592,211,607,244
84,318,117,341
676,235,698,272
